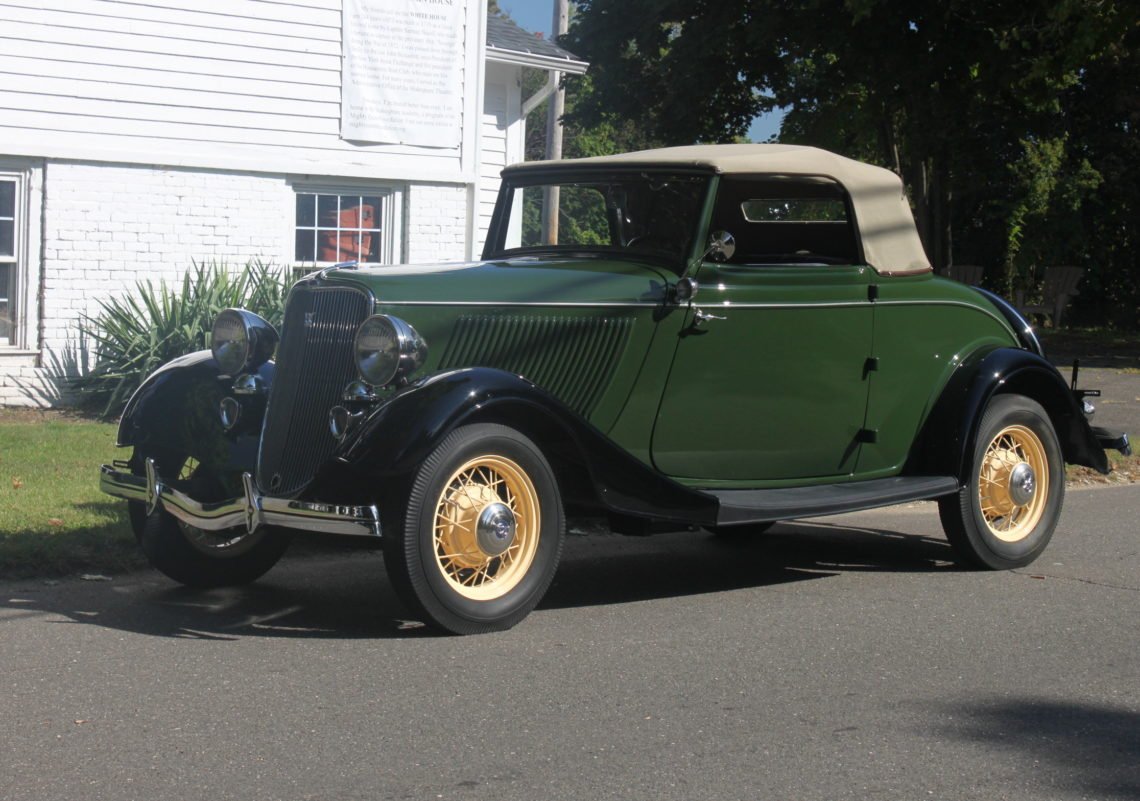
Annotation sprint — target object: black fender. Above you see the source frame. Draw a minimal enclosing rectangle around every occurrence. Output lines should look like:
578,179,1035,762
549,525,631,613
116,350,274,479
308,367,718,525
908,346,1108,479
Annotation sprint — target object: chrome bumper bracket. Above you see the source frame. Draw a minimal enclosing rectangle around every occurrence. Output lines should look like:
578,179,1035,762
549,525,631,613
100,465,381,539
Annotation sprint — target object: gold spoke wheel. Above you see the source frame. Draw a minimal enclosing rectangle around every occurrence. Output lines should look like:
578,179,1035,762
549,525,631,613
977,424,1048,543
432,454,541,601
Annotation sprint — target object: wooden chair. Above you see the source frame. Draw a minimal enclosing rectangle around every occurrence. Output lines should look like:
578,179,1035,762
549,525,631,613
944,264,984,285
1017,266,1084,327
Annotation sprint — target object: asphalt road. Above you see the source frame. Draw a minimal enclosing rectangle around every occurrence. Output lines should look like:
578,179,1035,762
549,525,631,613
3,485,1138,801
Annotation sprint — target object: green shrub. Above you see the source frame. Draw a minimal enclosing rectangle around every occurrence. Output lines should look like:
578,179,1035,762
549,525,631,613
76,260,291,418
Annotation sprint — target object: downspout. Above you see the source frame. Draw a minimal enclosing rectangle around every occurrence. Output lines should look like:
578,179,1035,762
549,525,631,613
521,71,559,117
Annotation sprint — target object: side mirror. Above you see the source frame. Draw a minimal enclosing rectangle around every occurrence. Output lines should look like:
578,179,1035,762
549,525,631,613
707,230,736,262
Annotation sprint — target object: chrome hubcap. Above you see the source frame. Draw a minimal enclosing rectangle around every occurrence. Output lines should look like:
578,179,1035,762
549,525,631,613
476,502,517,556
1008,462,1036,506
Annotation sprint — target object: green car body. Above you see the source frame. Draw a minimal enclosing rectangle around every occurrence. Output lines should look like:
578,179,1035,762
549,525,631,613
99,144,1125,634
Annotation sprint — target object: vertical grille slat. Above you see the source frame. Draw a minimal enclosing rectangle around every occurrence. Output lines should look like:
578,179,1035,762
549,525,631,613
437,314,635,418
257,285,370,495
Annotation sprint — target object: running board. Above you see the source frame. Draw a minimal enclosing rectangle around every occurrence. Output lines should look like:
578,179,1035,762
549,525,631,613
710,476,960,526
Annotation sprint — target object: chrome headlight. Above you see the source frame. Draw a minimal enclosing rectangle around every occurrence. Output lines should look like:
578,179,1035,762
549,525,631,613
211,309,278,376
353,315,427,387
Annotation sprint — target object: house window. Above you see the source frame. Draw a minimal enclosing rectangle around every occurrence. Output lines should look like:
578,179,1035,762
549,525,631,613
294,189,400,266
0,175,20,345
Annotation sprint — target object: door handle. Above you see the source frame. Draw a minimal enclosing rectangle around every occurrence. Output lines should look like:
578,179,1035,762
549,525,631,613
693,307,726,325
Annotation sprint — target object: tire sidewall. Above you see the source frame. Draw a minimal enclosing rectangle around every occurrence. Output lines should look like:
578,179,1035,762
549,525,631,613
400,424,565,632
962,394,1065,567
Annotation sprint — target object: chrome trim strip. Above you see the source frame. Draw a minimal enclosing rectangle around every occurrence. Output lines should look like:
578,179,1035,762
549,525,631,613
100,465,381,538
376,300,664,308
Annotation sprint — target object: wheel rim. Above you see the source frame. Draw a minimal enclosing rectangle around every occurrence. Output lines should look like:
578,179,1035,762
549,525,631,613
432,454,541,601
167,456,262,554
977,424,1049,542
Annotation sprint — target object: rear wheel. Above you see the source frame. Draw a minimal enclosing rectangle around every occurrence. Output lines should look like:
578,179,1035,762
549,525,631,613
130,450,290,587
383,424,565,634
938,394,1064,569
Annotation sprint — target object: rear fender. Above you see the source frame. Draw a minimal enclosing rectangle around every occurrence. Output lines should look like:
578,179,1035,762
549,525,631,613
909,347,1107,479
312,367,717,525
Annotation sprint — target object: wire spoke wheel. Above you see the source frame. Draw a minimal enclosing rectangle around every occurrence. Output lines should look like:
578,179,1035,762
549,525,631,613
129,448,291,587
386,423,566,634
977,424,1048,543
938,394,1064,570
432,455,541,600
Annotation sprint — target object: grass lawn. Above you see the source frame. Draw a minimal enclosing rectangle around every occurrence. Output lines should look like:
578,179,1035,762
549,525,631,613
0,409,144,579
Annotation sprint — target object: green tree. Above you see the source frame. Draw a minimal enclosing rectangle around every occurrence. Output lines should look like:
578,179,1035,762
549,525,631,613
565,0,1136,308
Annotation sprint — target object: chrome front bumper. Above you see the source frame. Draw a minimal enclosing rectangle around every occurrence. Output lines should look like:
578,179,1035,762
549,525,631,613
99,460,381,538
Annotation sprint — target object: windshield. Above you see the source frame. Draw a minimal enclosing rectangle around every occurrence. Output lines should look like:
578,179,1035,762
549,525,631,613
486,172,710,271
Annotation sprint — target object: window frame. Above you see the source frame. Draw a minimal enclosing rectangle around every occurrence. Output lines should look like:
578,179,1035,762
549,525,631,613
0,161,41,351
290,183,404,270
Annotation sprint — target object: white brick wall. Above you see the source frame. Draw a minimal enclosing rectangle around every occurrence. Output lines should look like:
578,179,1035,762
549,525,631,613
1,160,471,407
405,183,469,263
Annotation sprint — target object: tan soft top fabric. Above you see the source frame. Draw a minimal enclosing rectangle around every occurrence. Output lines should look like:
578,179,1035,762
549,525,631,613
509,144,932,275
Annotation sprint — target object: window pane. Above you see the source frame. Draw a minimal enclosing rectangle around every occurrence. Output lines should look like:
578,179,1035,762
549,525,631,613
295,230,315,262
0,263,10,340
317,194,338,226
364,228,379,261
0,181,14,218
0,220,13,258
362,196,382,229
295,194,315,227
740,198,847,222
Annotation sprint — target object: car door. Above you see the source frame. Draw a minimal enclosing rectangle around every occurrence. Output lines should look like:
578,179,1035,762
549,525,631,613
650,261,875,482
649,177,876,483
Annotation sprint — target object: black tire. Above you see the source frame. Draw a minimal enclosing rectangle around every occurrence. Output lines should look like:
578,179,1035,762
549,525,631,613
131,450,291,588
383,423,565,635
938,394,1064,569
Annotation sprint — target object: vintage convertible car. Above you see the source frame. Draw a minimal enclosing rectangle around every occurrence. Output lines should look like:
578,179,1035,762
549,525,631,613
100,144,1130,634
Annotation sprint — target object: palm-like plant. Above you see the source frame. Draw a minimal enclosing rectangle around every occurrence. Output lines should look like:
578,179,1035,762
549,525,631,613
77,260,290,418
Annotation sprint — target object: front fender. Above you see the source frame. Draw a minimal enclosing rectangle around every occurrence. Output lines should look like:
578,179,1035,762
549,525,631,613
116,350,274,477
310,367,717,524
909,347,1107,478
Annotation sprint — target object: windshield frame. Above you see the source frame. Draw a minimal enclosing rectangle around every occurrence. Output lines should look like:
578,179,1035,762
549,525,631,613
482,166,716,273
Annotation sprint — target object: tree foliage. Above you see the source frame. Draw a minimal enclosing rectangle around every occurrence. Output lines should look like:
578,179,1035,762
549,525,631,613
564,0,1139,326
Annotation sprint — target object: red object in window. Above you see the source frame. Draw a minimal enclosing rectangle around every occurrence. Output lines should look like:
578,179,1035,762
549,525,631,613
319,204,375,262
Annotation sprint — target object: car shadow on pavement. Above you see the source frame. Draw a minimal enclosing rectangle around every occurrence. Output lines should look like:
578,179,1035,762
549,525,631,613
930,697,1140,799
542,518,958,609
1,518,958,640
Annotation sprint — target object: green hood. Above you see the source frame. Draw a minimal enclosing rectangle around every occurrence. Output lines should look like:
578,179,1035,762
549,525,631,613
322,256,672,306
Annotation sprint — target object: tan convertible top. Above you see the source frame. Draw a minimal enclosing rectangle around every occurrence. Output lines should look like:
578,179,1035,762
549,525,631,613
510,144,932,275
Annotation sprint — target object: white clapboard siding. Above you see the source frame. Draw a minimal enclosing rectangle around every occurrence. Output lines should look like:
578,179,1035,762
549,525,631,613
476,62,524,252
0,0,478,182
0,55,341,103
479,81,508,249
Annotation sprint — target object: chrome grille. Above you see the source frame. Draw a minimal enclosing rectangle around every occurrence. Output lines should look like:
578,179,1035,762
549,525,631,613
257,284,371,495
438,315,635,416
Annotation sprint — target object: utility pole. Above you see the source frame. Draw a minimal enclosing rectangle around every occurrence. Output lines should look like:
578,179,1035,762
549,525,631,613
541,0,568,245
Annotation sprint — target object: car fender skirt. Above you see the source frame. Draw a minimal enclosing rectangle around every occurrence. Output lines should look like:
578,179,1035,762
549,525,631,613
116,350,273,474
912,347,1108,477
317,367,719,524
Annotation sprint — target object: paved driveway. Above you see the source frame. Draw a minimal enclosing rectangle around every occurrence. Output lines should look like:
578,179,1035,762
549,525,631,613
3,485,1138,801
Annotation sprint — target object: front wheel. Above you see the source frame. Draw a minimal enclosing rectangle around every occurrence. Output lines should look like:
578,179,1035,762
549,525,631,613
130,450,291,587
383,424,565,634
938,394,1064,569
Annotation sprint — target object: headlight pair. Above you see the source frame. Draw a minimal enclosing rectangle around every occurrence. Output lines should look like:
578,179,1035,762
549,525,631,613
211,309,278,376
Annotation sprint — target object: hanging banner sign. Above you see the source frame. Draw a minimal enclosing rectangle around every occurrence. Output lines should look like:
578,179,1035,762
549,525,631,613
341,0,465,148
